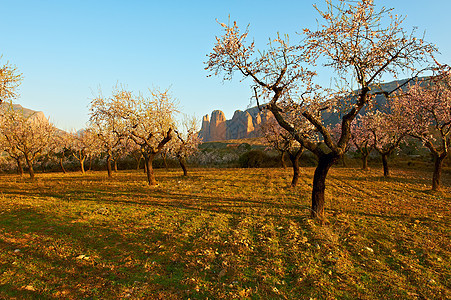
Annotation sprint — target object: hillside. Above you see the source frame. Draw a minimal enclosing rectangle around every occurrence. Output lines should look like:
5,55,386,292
0,102,48,123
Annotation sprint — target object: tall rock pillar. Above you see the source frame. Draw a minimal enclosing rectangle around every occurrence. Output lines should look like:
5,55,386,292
209,110,226,141
199,114,210,141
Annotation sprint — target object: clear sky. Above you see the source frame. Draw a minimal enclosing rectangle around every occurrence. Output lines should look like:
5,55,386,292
1,0,450,131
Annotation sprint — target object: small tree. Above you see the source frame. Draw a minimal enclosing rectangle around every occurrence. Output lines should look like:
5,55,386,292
49,132,72,174
127,139,144,170
206,0,435,220
0,136,24,175
0,103,55,178
350,116,374,170
171,115,202,176
365,96,411,177
68,129,98,174
124,89,177,185
261,116,305,187
93,86,177,185
89,89,127,177
402,68,451,190
110,138,129,172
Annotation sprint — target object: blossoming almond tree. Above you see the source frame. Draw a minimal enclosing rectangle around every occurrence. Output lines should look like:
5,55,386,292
350,116,374,170
48,132,71,174
89,89,129,177
0,103,56,178
0,133,24,175
403,68,451,190
100,87,177,185
68,129,99,174
206,0,436,220
170,115,202,176
365,100,411,177
260,115,306,187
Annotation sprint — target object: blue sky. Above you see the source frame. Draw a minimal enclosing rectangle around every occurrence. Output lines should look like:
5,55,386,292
1,0,450,131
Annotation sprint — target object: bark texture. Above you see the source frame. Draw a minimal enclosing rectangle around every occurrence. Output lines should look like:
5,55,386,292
289,149,303,187
311,153,337,220
382,154,389,177
432,153,446,191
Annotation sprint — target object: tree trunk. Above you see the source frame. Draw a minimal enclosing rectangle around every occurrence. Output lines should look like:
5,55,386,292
60,157,66,173
136,157,141,170
114,160,118,172
289,149,303,187
311,153,337,220
106,154,112,177
145,154,157,185
432,153,446,191
80,158,86,174
362,153,369,170
339,156,347,167
15,158,23,176
281,151,287,169
25,156,35,179
162,152,169,170
382,153,389,177
178,156,188,176
89,156,93,171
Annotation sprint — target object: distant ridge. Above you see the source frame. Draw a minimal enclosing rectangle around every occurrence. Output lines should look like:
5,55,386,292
0,102,48,123
199,77,426,142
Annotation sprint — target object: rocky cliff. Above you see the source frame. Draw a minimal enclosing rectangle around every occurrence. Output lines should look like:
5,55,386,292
199,107,273,142
0,102,48,123
200,78,429,142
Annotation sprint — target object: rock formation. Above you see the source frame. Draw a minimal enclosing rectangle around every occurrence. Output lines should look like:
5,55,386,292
0,103,48,123
199,106,274,142
199,114,210,141
226,110,254,140
209,110,227,141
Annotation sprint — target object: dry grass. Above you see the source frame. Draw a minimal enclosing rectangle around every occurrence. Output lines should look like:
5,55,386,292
0,166,449,299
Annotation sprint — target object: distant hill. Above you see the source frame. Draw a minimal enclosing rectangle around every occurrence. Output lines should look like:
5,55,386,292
0,102,48,123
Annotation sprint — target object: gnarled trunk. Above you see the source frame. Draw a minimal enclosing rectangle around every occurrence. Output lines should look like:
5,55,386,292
362,153,369,170
25,156,35,179
145,154,157,185
135,157,142,170
162,152,169,170
15,158,23,176
382,153,389,177
281,151,287,169
432,153,446,191
60,157,66,173
80,157,86,174
311,153,337,220
106,153,112,177
178,156,188,176
114,160,118,172
289,148,303,187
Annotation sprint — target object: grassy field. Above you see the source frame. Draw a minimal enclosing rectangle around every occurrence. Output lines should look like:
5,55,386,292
0,166,449,299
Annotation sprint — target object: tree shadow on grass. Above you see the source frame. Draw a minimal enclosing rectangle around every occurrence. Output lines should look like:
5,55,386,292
1,184,312,221
0,207,191,299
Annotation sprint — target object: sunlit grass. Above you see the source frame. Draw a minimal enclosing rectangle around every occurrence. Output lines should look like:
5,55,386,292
0,167,449,299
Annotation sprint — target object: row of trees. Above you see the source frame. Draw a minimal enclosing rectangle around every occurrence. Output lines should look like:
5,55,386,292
261,71,451,192
349,71,450,191
0,88,201,183
88,87,201,184
205,0,447,220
